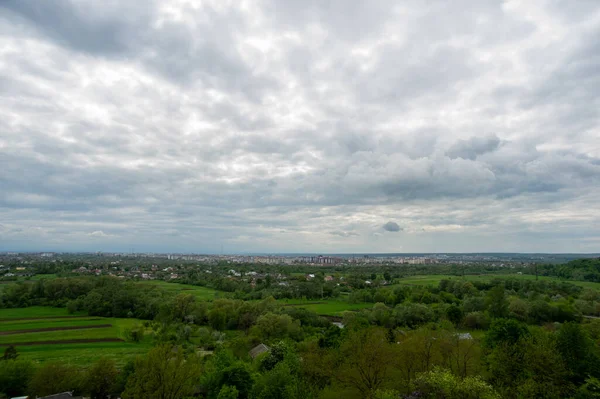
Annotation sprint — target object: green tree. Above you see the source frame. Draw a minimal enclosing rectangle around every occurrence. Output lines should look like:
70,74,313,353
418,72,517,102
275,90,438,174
486,285,508,319
217,385,239,399
576,377,600,399
445,305,463,326
336,328,396,399
556,322,600,384
2,346,18,361
516,332,572,399
85,358,118,399
28,362,83,397
411,367,500,399
0,359,35,397
122,345,202,399
124,324,145,343
252,362,296,399
484,318,529,349
252,313,296,341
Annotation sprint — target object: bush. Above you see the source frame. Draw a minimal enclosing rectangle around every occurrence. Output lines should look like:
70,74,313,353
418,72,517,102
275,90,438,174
411,368,500,399
124,325,145,343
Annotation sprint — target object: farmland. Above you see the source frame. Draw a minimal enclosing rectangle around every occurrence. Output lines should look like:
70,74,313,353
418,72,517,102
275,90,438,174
136,280,222,300
393,273,600,290
277,299,373,316
0,307,151,366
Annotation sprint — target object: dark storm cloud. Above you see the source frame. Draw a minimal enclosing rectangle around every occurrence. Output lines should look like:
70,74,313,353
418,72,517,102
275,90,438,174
1,0,600,253
446,135,501,160
383,222,402,232
0,0,135,54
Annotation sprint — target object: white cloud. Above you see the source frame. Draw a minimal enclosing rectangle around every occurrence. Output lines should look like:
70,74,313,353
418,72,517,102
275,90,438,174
0,0,599,253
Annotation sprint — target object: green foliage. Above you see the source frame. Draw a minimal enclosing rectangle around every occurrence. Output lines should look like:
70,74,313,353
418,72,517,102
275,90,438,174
217,363,254,399
252,312,300,342
486,285,508,319
318,325,345,349
411,368,500,399
0,359,35,397
462,311,489,329
252,362,296,399
259,341,297,372
484,318,529,348
445,305,463,326
28,362,83,397
576,377,600,399
374,389,401,399
217,385,239,399
122,344,202,399
2,346,17,361
393,303,435,328
85,357,119,399
556,322,600,384
125,324,145,343
336,328,396,398
516,331,573,398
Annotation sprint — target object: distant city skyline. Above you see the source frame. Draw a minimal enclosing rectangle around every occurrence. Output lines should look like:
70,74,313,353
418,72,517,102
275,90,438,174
1,1,600,253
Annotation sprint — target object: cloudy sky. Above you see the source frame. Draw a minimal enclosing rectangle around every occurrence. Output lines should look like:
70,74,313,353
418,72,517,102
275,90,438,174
1,0,600,254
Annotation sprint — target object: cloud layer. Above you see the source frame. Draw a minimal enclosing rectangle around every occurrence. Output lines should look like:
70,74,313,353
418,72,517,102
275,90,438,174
1,0,600,253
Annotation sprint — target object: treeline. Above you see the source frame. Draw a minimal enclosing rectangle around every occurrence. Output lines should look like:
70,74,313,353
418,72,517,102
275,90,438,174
2,319,600,398
2,275,600,398
538,258,600,283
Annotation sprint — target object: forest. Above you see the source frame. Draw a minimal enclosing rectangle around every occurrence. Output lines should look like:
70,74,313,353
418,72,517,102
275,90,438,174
0,259,599,398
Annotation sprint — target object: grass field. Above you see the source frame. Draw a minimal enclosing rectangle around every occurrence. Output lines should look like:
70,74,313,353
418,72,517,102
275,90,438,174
136,280,223,300
394,274,600,290
0,307,151,366
277,299,373,316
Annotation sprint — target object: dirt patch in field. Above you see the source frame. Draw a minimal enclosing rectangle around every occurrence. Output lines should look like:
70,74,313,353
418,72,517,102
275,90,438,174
0,324,112,335
0,316,94,322
0,338,124,346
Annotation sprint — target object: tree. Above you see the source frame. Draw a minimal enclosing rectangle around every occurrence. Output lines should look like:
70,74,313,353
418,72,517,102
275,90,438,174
217,385,239,399
0,359,35,398
336,328,396,399
411,367,500,399
386,328,396,344
122,345,202,399
252,313,296,341
516,331,572,399
575,377,600,399
484,318,529,349
556,322,600,384
252,362,296,399
445,305,463,326
28,362,83,397
486,285,508,319
172,293,196,322
85,358,118,399
2,346,18,361
125,324,145,343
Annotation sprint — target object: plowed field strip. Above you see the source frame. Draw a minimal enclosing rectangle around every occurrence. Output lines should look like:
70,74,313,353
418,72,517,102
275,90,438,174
0,338,124,346
0,316,92,322
0,324,112,335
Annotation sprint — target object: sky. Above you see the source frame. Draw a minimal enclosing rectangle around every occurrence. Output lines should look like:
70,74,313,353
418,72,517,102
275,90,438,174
1,0,600,254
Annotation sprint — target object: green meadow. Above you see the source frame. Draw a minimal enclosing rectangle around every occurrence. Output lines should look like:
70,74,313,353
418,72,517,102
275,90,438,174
136,280,223,300
276,299,373,316
0,307,151,367
394,274,600,290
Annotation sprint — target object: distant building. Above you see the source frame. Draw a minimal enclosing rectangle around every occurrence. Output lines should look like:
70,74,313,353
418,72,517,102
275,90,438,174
38,392,83,399
324,276,334,282
456,333,473,340
249,343,270,359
